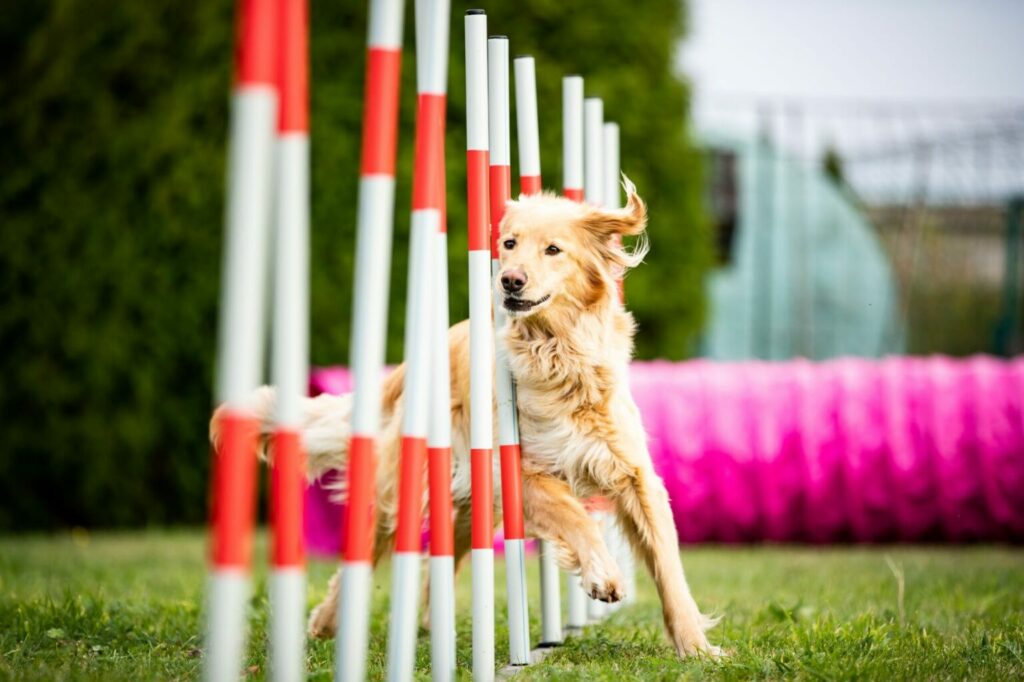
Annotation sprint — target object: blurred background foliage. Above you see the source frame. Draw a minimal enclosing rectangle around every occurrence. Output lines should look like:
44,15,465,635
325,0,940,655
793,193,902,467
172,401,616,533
0,0,709,529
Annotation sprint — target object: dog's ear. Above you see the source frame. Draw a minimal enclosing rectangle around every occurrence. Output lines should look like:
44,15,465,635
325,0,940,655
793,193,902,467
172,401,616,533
582,174,647,238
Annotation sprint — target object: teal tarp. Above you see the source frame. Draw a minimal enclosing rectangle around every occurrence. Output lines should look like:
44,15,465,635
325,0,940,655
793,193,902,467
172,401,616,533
702,133,905,360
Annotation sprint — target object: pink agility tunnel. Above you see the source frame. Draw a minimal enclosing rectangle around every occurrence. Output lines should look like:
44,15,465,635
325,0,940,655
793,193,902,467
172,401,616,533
303,356,1024,553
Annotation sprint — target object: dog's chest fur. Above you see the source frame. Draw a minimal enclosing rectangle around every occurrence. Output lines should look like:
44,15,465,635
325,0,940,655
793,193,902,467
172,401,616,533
501,305,638,494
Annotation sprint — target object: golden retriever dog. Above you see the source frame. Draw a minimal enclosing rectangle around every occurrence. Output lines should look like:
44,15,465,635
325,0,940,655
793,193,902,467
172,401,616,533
212,178,719,657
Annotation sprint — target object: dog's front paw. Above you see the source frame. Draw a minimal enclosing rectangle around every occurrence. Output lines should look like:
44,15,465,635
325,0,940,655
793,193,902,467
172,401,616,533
582,568,625,603
307,602,337,640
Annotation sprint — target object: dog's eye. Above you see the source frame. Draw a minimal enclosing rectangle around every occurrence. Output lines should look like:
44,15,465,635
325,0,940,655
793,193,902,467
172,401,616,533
545,244,561,256
503,239,516,250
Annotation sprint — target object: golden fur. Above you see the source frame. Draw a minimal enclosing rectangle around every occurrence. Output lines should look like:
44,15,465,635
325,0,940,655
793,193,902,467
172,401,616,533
211,177,719,657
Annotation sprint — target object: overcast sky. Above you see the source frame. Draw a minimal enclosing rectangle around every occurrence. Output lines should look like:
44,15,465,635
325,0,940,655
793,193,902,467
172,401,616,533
679,0,1024,104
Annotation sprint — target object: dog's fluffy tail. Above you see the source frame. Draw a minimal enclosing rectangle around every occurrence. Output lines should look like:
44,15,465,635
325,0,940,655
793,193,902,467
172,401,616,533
209,387,353,485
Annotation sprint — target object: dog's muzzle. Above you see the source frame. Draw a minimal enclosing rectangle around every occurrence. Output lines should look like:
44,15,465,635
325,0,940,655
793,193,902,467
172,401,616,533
503,294,550,313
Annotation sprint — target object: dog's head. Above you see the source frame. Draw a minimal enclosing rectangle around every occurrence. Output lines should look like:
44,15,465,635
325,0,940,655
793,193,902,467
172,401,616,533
496,176,648,320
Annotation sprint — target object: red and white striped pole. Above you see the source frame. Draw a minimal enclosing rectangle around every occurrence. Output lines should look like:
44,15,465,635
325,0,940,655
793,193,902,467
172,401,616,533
204,1,278,679
385,0,449,678
513,54,563,650
583,96,608,623
269,1,309,680
514,56,541,197
561,74,588,633
428,155,456,681
465,10,495,680
337,0,404,679
489,35,531,667
426,6,455,677
562,76,584,202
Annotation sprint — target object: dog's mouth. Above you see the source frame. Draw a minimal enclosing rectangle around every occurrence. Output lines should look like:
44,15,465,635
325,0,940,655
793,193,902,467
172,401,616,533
503,294,550,313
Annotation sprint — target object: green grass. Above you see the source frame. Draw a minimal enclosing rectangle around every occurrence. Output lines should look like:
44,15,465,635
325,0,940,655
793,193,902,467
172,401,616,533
1,531,1022,680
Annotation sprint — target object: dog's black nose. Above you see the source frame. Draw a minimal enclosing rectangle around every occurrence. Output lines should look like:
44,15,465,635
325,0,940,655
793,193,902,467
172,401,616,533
501,270,527,293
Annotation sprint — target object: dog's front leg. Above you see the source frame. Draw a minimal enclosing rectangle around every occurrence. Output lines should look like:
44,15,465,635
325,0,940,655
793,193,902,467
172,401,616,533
521,471,624,602
613,463,719,657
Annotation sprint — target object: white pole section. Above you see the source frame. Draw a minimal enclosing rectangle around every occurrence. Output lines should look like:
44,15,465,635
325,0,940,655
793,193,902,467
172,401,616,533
465,10,495,681
336,0,404,680
204,0,277,679
562,76,584,201
269,1,309,680
513,56,541,196
584,97,604,207
603,122,620,210
386,1,449,679
515,54,563,649
489,36,530,667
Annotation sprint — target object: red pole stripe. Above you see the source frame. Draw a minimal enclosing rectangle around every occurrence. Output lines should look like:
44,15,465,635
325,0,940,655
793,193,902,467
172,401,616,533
394,437,428,552
489,165,511,258
564,187,584,202
499,444,525,539
270,429,305,566
467,150,490,251
411,94,447,211
210,412,259,568
439,150,448,234
276,0,308,133
236,0,278,86
428,447,454,556
520,175,542,196
344,436,376,562
360,48,403,175
471,448,494,548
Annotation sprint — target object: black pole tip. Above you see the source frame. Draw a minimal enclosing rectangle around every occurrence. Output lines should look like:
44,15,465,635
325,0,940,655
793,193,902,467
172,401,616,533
564,73,582,78
465,9,485,15
514,54,532,60
489,35,509,40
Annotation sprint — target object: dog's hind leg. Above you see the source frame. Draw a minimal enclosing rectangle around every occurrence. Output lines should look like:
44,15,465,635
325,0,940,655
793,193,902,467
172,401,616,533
612,464,719,657
521,471,624,603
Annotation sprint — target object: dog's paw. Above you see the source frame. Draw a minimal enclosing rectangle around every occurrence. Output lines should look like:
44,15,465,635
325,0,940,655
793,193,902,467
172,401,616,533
584,573,626,603
307,603,337,640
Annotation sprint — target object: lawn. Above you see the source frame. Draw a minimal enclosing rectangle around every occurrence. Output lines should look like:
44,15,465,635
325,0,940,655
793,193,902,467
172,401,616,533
0,530,1022,680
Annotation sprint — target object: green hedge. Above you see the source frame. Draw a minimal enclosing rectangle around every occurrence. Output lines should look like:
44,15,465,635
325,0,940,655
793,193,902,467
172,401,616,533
0,0,709,530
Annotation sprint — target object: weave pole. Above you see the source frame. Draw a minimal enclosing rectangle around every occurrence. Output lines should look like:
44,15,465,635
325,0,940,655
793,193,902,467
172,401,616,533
425,2,454,675
562,76,584,202
337,0,404,679
600,119,636,611
513,54,563,650
269,0,309,680
465,10,495,681
203,1,278,679
385,0,449,678
560,74,588,633
583,96,608,623
489,35,531,668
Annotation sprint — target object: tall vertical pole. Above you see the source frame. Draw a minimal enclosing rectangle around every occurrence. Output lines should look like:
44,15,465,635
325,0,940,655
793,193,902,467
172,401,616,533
514,55,562,649
204,1,278,680
269,1,309,680
583,96,607,623
465,11,495,680
337,0,404,679
385,1,449,678
562,76,584,202
561,75,587,633
490,36,530,667
600,120,636,610
425,3,454,675
514,56,541,197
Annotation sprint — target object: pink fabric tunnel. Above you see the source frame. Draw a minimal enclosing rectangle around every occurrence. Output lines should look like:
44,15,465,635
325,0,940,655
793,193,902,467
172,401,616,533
303,356,1024,556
